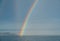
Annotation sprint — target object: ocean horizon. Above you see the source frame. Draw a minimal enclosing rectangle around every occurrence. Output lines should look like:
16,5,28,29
0,33,60,41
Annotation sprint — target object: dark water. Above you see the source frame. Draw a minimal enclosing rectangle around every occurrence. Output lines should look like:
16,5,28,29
0,35,60,41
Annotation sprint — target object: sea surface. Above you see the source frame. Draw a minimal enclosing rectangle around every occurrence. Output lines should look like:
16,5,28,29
0,35,60,41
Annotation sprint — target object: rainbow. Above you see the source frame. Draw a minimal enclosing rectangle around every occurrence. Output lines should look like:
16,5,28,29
19,0,39,36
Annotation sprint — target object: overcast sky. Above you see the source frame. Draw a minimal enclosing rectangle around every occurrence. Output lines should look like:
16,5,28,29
0,0,60,35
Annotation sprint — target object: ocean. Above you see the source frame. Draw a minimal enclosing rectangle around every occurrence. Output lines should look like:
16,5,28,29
0,35,60,41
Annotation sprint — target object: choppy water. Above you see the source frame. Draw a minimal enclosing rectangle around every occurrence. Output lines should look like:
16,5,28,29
0,35,60,41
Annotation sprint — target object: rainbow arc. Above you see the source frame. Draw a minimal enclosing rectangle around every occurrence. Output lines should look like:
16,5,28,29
19,0,39,36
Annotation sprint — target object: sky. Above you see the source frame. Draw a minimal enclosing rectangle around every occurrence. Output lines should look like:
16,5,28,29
0,0,60,35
